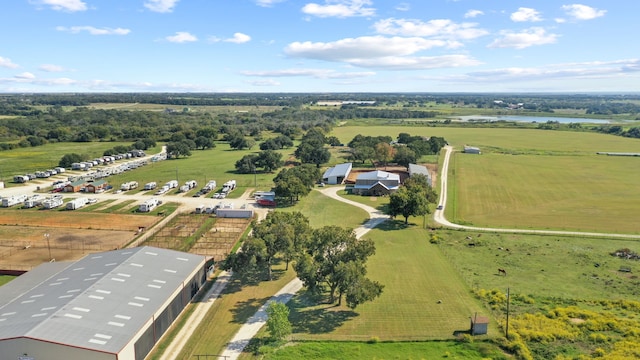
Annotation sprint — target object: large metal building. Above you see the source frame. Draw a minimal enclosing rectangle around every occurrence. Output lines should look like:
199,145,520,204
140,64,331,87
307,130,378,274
0,246,206,360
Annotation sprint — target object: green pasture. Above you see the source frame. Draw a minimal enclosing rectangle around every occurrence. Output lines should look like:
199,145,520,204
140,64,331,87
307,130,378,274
281,189,369,229
257,340,505,360
100,142,291,197
330,126,640,154
435,230,640,301
288,223,495,341
449,152,640,234
0,141,134,180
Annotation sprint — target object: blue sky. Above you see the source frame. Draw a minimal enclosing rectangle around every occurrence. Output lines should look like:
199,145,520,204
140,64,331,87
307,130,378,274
1,0,638,93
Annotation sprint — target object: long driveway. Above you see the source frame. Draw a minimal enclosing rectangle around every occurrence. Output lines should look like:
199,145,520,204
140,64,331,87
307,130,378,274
434,145,640,240
219,186,388,360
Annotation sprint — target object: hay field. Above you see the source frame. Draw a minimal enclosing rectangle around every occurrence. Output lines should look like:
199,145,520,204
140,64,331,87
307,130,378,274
450,153,640,233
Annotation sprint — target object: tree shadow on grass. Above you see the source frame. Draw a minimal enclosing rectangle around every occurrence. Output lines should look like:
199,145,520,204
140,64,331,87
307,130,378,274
222,267,286,296
288,291,358,334
375,219,414,231
229,296,271,324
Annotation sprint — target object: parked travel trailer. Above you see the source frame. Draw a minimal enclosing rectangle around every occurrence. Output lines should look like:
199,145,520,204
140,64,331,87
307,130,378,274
2,195,28,207
66,197,89,210
121,181,139,191
165,180,179,189
23,195,43,209
139,198,160,212
144,182,157,190
221,180,237,194
42,195,64,209
195,204,206,214
13,175,29,183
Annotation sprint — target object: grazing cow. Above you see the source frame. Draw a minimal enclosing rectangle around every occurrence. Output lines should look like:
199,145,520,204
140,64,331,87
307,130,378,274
498,268,507,276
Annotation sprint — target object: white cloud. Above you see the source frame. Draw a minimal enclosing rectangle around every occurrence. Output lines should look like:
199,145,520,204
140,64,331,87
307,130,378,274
246,79,281,86
39,64,65,72
242,68,375,79
56,26,131,35
395,3,410,11
0,56,19,69
144,0,179,13
302,0,375,18
488,27,558,49
347,54,481,70
562,4,606,20
285,36,455,61
225,33,251,44
374,18,489,40
15,72,36,80
510,7,542,22
34,0,87,12
255,0,285,7
446,59,640,83
284,36,481,70
165,32,197,43
464,10,484,18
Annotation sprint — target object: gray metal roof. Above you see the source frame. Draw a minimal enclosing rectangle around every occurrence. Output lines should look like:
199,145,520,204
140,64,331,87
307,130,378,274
408,163,428,176
355,170,400,181
0,246,205,354
322,162,352,179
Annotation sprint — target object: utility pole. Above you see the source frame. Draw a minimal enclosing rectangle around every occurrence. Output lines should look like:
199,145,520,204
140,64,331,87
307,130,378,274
44,233,52,261
505,287,511,338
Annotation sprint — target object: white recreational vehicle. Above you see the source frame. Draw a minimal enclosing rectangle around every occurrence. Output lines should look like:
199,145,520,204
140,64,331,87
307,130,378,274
139,198,160,212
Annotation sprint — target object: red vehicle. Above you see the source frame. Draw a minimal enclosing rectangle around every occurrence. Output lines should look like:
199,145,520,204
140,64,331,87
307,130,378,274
257,198,276,207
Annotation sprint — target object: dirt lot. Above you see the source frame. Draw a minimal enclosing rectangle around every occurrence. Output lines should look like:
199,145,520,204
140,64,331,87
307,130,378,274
0,212,161,270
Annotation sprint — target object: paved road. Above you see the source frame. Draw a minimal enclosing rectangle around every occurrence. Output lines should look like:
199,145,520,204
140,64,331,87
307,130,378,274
434,145,640,240
218,186,388,360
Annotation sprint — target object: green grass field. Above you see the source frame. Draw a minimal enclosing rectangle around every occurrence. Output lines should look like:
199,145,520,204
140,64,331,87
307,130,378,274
287,222,496,341
258,340,506,360
449,152,640,233
0,141,134,180
281,189,369,229
434,230,640,301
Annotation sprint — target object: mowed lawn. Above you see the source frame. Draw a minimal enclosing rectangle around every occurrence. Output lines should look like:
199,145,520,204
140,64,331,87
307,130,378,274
289,223,496,341
451,153,640,234
281,189,369,229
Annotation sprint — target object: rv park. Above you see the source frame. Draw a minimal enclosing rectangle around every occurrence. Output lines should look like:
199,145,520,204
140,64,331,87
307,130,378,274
1,93,640,360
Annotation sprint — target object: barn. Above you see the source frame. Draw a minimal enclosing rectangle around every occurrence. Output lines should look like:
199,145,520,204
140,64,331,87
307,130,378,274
0,246,207,360
408,163,432,186
322,162,352,185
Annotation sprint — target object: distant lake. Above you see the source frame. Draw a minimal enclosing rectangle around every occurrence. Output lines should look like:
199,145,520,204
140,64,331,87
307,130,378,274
454,115,611,124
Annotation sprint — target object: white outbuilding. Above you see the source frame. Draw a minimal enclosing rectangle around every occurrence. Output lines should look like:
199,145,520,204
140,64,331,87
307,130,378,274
322,162,352,185
0,246,207,360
